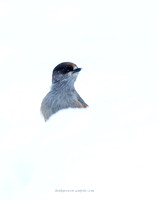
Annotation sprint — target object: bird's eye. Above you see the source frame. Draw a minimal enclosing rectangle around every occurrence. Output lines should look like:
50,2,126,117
66,66,73,73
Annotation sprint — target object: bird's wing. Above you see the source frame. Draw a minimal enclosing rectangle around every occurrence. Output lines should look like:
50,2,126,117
76,92,88,108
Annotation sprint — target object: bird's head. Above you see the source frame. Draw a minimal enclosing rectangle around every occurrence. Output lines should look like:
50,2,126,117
52,62,82,84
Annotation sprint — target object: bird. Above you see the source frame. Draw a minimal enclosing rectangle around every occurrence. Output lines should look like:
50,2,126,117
40,62,88,121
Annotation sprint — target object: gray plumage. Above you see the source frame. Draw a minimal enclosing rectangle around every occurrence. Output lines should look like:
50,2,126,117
41,62,88,121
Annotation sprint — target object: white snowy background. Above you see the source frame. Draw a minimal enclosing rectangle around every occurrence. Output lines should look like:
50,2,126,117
0,0,157,199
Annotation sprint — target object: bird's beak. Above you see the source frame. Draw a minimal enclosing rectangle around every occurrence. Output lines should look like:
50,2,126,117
72,68,82,73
